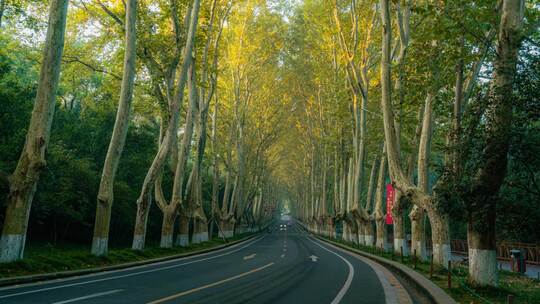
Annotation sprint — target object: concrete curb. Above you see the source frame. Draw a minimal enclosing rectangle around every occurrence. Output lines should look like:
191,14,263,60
314,235,456,304
0,233,259,287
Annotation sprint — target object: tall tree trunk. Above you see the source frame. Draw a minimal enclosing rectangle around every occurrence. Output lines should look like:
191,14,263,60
132,192,151,250
374,146,387,250
408,105,426,261
131,0,200,250
392,190,408,256
467,0,523,287
176,215,190,246
188,84,211,244
411,93,434,261
409,206,426,260
133,119,166,251
160,206,176,248
0,0,68,263
92,0,137,256
364,156,379,247
210,102,219,240
159,60,198,248
379,0,450,266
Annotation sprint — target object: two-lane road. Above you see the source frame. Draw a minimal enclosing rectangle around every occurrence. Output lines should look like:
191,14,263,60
0,222,412,303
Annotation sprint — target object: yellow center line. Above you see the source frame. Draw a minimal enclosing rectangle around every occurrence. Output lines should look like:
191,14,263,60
147,262,275,304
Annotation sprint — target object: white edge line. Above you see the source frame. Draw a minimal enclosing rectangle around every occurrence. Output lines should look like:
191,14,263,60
307,237,354,304
322,241,397,304
0,236,262,293
52,289,123,304
0,236,265,299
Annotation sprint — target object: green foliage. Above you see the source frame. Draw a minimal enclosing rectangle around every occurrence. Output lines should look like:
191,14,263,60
0,31,159,246
497,45,540,243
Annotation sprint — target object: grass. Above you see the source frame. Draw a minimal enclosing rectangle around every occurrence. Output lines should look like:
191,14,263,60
326,237,540,304
0,233,254,279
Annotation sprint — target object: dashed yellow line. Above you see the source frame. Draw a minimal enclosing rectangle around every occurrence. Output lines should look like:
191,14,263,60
147,262,275,304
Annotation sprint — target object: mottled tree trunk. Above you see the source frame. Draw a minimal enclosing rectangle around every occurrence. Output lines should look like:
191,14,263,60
392,191,408,256
0,0,68,263
374,146,387,250
132,192,151,250
192,217,208,244
364,155,379,247
410,93,434,261
428,210,451,266
131,0,200,250
410,207,426,261
160,207,176,248
408,106,425,260
92,0,137,256
176,215,190,247
467,0,523,287
159,60,198,248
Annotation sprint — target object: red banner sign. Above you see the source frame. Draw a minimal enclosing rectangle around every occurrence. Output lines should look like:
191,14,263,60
385,183,394,225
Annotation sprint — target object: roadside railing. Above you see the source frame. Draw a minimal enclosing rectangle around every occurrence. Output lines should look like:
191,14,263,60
424,239,540,265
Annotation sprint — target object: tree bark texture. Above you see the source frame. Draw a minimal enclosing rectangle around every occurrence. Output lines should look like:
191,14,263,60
0,0,68,263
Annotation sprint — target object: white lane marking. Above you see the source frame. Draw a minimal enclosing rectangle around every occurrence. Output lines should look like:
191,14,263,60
0,236,265,299
281,254,285,258
308,255,319,262
308,237,354,304
243,254,256,260
320,240,408,304
147,263,275,304
52,289,123,304
0,236,263,294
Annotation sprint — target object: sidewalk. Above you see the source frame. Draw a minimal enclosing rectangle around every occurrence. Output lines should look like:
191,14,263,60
451,253,540,279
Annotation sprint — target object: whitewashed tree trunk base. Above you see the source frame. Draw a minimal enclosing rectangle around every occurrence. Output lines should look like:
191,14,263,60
433,243,451,267
176,234,189,247
192,232,208,244
0,234,25,262
413,241,427,261
160,235,173,248
351,232,358,244
91,237,108,256
469,249,498,286
365,235,374,247
358,234,366,246
131,234,145,251
342,226,349,242
394,238,409,256
219,230,233,238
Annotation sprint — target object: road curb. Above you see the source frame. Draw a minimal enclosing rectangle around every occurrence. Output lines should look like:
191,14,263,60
0,233,260,288
313,235,456,304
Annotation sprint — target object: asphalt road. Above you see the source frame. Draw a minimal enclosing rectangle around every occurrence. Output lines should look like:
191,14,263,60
0,222,412,304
